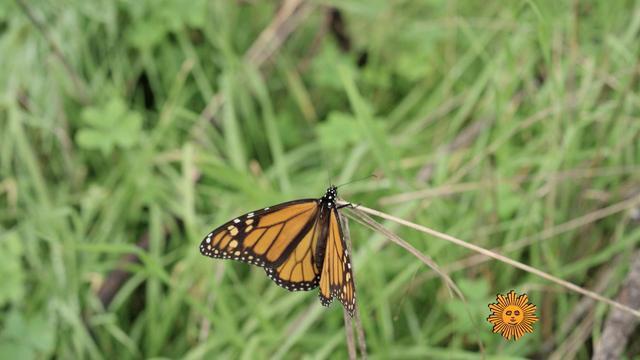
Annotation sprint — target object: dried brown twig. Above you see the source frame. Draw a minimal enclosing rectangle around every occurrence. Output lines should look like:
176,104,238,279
416,194,640,282
344,206,486,355
198,0,314,124
339,200,640,318
540,259,617,355
97,235,149,307
593,248,640,359
343,310,357,360
339,212,367,359
244,0,313,66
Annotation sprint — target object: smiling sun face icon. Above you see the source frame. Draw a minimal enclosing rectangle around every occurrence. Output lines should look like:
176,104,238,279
487,290,539,341
502,305,524,325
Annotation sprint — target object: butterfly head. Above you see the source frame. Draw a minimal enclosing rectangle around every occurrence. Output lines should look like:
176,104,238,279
320,185,338,208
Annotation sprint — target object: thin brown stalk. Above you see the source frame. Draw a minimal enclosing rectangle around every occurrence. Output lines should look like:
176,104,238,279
431,194,640,278
593,249,640,359
348,210,459,297
339,211,367,359
353,307,367,359
97,235,149,308
198,0,313,124
340,201,640,318
244,0,313,66
540,259,616,355
343,311,356,360
549,306,596,360
296,10,329,73
345,208,485,355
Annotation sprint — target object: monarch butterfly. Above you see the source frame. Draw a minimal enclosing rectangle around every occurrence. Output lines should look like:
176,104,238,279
199,186,356,316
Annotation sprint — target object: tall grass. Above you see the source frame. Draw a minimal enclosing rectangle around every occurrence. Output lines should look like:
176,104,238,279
1,0,639,358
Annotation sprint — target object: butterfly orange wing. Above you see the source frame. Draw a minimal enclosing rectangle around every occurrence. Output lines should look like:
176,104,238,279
266,213,324,291
199,199,323,291
318,208,356,316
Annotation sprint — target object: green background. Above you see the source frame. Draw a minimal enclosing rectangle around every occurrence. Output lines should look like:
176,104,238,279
1,0,639,358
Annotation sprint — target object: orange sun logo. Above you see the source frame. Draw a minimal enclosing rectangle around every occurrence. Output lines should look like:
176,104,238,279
487,290,539,341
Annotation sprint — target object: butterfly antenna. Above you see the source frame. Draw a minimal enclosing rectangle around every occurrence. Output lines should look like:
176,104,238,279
336,174,378,189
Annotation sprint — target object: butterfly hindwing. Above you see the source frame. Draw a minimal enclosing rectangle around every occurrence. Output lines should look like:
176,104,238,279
265,213,324,291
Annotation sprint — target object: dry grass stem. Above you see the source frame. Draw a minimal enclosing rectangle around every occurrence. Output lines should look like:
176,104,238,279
541,260,616,354
343,311,357,360
353,307,367,359
593,249,640,359
199,0,312,124
341,200,640,318
244,0,313,66
339,211,367,359
549,307,596,360
345,207,485,355
435,194,640,277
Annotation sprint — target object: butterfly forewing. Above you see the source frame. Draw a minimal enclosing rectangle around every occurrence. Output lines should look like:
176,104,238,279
199,199,318,267
318,208,356,316
200,198,327,292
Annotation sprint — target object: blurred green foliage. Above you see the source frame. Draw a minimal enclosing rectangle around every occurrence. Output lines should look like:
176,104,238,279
0,310,55,359
0,232,24,306
76,98,143,155
1,0,639,358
